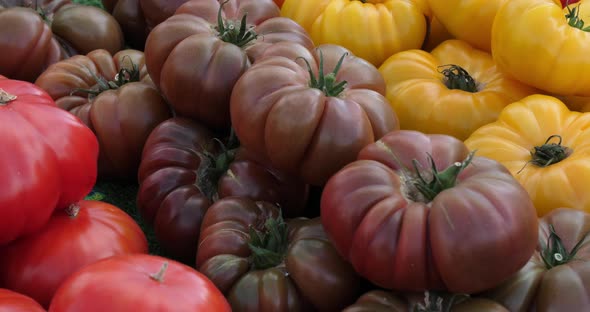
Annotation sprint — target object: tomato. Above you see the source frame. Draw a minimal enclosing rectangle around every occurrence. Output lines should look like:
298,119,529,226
137,117,309,262
281,0,427,67
464,95,590,216
48,254,231,312
144,0,313,131
321,130,539,293
0,1,123,81
484,208,590,311
492,0,590,96
196,197,361,311
0,289,45,312
0,200,148,308
343,290,509,312
378,39,536,140
35,49,171,180
231,42,399,186
0,76,98,245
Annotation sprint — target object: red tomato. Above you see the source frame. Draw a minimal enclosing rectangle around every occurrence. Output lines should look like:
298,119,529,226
560,0,581,7
0,289,46,312
0,201,148,308
49,254,232,312
0,76,98,245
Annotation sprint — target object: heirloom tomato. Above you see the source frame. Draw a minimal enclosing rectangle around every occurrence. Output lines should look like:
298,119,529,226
48,254,231,312
0,200,148,308
137,118,308,262
35,49,172,180
280,0,427,66
427,0,508,52
0,75,98,245
465,95,590,216
492,0,590,96
0,289,45,312
321,130,538,293
231,42,398,186
343,290,508,312
484,208,590,312
378,39,536,140
0,0,123,81
196,197,360,311
144,0,312,131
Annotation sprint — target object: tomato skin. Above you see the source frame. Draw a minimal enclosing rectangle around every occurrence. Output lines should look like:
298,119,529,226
231,42,399,186
137,117,308,262
48,254,231,312
320,130,538,293
144,0,313,131
484,208,590,312
35,49,171,180
196,197,361,311
0,289,46,312
0,76,98,245
0,200,148,308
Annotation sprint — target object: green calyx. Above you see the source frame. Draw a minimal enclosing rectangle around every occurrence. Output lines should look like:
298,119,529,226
248,214,289,270
215,0,257,47
565,2,590,32
0,88,16,105
196,130,240,202
299,51,349,97
439,65,478,93
540,224,590,269
70,55,141,99
411,151,475,203
412,292,470,312
518,135,571,174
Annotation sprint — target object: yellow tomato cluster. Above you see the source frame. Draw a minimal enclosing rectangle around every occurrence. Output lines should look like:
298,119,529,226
280,0,590,217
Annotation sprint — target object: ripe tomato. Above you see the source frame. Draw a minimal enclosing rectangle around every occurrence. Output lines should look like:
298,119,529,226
0,289,46,312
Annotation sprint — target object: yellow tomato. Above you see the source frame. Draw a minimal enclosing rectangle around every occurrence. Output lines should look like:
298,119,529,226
378,39,537,140
427,0,508,52
465,95,590,216
281,0,427,66
492,0,590,96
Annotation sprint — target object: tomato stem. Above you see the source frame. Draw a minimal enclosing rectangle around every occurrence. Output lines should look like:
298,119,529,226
196,130,240,201
215,0,258,48
247,213,289,270
65,203,81,218
412,291,470,312
299,51,348,97
411,151,475,202
0,88,17,105
438,65,478,93
540,224,590,269
565,2,590,32
70,55,141,99
517,135,571,174
149,261,169,283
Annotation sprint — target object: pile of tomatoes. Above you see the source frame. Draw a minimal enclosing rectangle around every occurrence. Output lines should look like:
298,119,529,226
1,0,590,311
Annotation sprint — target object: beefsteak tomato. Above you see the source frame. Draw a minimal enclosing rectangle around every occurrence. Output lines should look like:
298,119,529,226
280,0,427,66
35,49,172,180
321,130,539,293
464,95,590,216
196,197,361,311
378,39,536,140
0,200,149,308
231,42,399,186
0,289,45,312
0,75,98,245
492,0,590,96
48,254,231,312
137,117,308,262
144,0,313,131
483,208,590,312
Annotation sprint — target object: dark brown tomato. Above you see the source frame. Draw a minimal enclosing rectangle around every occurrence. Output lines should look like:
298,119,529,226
144,0,312,131
0,6,66,81
483,208,590,312
35,49,170,180
343,290,509,312
320,130,539,294
230,42,398,186
196,197,360,312
140,0,189,30
137,118,308,263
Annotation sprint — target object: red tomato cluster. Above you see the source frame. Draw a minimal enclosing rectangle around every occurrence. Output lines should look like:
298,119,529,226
1,0,590,311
